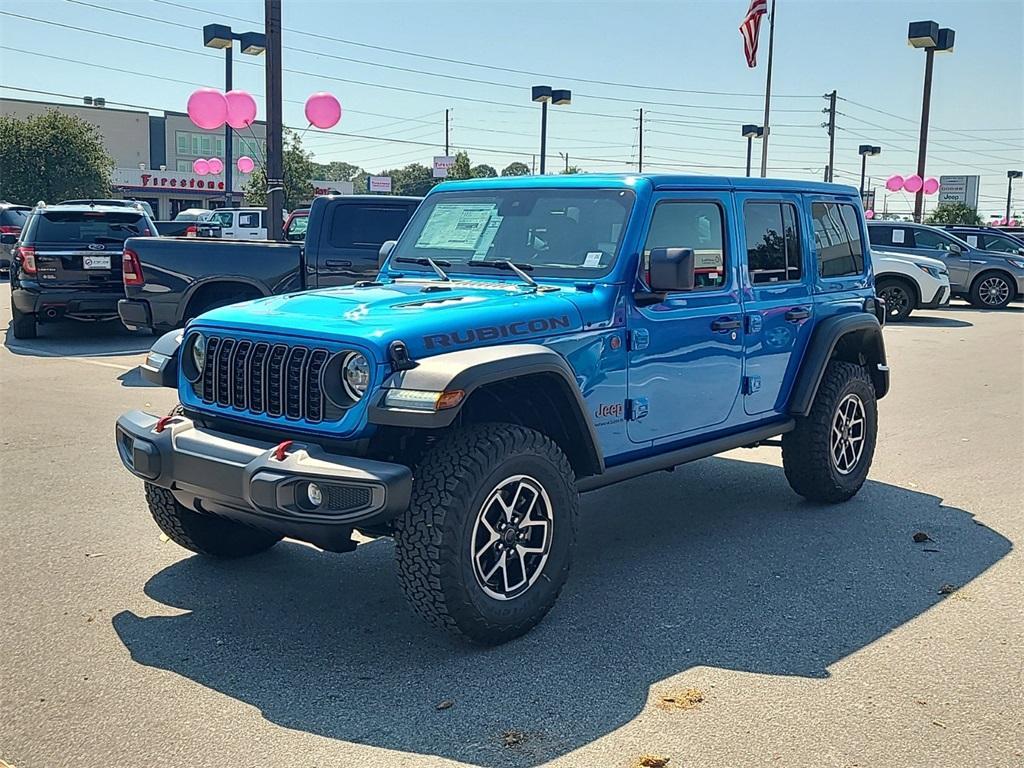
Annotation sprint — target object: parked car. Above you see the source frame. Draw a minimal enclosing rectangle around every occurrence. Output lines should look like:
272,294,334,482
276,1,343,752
206,207,271,240
0,201,31,273
152,219,222,238
872,250,950,321
61,198,155,220
116,174,889,644
118,194,421,333
173,208,214,222
9,203,156,339
943,226,1024,256
284,208,309,241
867,221,1024,309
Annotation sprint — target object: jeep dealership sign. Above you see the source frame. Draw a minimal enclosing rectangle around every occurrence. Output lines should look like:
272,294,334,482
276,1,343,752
938,175,980,209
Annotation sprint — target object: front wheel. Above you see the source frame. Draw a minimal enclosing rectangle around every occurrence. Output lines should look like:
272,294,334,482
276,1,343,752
393,423,578,644
782,361,878,503
969,272,1014,309
876,278,915,322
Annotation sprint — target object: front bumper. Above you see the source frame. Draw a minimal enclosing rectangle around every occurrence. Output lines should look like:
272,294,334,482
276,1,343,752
115,410,412,545
920,284,951,309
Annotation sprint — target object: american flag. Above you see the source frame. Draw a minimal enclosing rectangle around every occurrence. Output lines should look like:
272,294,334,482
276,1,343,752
739,0,769,68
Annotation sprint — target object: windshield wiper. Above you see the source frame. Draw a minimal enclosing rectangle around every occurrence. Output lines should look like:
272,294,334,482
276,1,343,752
394,256,451,281
466,259,537,288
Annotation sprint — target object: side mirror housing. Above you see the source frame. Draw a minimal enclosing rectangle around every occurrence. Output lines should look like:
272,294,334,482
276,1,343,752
379,239,397,269
0,233,17,246
949,243,963,254
649,247,696,292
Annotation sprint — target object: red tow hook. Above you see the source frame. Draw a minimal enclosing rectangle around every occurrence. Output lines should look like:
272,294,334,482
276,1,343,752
154,415,175,433
273,440,294,461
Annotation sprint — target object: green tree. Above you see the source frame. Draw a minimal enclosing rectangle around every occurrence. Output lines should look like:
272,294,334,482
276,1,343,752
313,161,363,182
925,203,983,226
470,164,498,178
380,163,437,196
501,162,531,176
0,109,113,203
561,165,583,175
245,129,316,210
446,151,472,181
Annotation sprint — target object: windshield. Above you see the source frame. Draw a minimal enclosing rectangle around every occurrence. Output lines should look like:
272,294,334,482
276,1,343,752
31,211,147,243
390,188,636,278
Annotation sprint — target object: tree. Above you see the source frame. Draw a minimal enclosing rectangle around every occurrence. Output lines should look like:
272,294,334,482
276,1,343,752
380,163,436,196
446,151,472,181
501,162,531,177
471,164,498,178
0,109,113,203
925,203,983,226
561,165,583,175
245,129,316,210
313,161,363,182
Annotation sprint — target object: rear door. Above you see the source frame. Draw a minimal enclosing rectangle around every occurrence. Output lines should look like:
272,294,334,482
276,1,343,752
314,201,419,286
29,210,148,288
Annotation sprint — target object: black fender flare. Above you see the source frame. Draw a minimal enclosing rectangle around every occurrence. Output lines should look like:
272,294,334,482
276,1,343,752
178,276,270,324
789,313,888,417
368,343,605,476
140,328,183,388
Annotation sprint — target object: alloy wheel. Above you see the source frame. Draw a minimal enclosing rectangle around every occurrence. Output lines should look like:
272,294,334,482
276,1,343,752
879,285,910,319
978,276,1010,306
830,393,866,475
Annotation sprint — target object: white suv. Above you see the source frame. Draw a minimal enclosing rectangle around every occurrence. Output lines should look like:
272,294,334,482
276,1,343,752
873,249,950,322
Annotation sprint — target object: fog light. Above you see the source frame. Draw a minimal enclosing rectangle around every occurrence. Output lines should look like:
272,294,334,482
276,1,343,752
306,482,323,507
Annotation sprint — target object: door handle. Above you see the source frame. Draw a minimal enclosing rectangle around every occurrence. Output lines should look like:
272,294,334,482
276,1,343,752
710,317,742,332
785,307,811,322
325,259,352,267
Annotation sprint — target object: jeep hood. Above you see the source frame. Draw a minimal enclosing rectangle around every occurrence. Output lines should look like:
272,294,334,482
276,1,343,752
194,278,589,356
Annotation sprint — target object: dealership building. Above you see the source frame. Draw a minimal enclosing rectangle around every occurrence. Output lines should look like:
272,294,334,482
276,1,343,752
1,97,351,219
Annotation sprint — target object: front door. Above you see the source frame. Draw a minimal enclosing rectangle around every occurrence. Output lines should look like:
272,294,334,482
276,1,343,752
907,227,972,291
626,193,745,443
736,193,815,415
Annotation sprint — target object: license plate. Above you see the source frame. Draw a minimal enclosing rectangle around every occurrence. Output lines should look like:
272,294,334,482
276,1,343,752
83,255,111,270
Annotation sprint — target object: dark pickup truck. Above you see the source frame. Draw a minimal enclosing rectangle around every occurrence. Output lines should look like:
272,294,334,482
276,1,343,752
118,194,421,333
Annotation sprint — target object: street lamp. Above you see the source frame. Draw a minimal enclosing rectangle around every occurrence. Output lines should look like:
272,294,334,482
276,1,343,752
858,144,881,197
741,124,764,177
908,20,955,222
203,23,266,208
1007,170,1023,225
532,85,571,174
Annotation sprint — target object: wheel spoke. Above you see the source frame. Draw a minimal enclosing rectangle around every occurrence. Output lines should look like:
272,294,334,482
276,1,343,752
483,553,505,582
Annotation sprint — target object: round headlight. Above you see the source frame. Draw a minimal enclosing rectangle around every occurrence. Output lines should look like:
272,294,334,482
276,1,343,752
192,332,207,373
182,331,206,383
341,351,370,400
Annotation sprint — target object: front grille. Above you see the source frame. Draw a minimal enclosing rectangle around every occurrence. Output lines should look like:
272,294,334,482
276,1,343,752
325,485,372,512
192,336,343,424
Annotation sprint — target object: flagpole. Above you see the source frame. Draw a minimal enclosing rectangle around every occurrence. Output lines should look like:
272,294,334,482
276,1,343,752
759,0,776,178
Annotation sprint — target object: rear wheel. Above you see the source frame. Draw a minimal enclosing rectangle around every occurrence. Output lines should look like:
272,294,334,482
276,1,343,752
144,483,281,558
875,277,916,322
11,304,36,340
969,272,1014,309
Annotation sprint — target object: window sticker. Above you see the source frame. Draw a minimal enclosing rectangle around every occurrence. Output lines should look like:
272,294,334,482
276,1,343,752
966,235,978,247
583,251,603,268
415,203,499,251
891,229,905,244
471,214,503,260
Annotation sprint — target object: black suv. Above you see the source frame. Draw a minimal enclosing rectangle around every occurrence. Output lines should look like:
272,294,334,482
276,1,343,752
9,204,155,339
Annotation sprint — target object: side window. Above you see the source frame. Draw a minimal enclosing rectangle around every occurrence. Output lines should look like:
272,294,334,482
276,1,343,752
744,202,802,284
810,202,864,278
911,228,956,251
642,201,726,291
962,233,980,248
213,211,233,228
328,205,414,249
981,234,1019,254
238,212,261,229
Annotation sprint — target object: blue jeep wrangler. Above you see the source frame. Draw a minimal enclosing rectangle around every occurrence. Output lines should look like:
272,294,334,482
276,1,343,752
116,174,889,644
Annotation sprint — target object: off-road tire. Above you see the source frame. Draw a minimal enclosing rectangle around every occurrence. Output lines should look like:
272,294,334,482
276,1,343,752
968,271,1015,309
144,482,281,558
782,360,877,503
11,305,37,340
393,423,578,645
875,277,916,322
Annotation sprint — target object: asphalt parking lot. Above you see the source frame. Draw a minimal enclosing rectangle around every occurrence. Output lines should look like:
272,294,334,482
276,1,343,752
1,280,1022,768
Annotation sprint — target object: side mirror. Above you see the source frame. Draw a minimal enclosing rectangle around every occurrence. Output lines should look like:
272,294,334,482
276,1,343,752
649,247,696,292
378,239,397,269
949,243,963,254
0,233,17,246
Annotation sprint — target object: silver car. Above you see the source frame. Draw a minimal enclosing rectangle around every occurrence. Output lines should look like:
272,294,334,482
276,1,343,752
867,221,1024,309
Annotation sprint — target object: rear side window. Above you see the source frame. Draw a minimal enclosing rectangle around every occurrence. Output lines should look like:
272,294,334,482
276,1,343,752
1,208,30,227
744,202,802,284
912,228,960,251
643,201,726,291
286,215,308,241
328,204,413,249
29,211,147,244
238,211,261,229
811,202,864,278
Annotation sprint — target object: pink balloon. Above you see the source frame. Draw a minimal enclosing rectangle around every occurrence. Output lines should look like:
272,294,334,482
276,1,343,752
207,157,224,175
304,92,342,129
903,174,923,194
885,174,904,192
225,90,257,129
922,177,940,195
192,158,211,176
998,218,1009,226
187,88,227,130
1012,219,1020,227
236,155,255,174
865,209,875,219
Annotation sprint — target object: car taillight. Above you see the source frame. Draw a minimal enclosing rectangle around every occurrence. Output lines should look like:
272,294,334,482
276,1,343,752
0,225,20,235
122,248,144,286
15,245,36,274
185,225,197,237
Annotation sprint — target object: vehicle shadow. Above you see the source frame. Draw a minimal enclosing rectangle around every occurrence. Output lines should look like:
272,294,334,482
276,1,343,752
894,314,973,328
3,319,153,358
112,457,1010,767
941,302,1024,314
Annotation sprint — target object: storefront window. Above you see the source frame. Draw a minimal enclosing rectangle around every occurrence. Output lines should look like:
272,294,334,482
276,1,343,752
176,131,226,158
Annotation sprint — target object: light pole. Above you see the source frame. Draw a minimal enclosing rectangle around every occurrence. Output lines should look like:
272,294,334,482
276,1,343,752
532,86,571,175
203,24,266,209
1006,171,1022,225
908,20,955,223
858,144,881,198
741,124,763,177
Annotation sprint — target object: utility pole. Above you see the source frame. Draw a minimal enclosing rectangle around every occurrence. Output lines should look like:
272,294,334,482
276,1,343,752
224,46,233,208
539,100,548,174
758,0,776,178
823,90,837,183
444,108,449,156
264,0,283,241
558,152,569,173
913,48,936,222
638,108,644,173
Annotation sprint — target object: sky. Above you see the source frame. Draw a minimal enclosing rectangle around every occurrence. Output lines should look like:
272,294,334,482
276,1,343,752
1,0,1022,216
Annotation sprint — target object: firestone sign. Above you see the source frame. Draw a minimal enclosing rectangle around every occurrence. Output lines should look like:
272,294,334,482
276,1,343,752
111,168,241,193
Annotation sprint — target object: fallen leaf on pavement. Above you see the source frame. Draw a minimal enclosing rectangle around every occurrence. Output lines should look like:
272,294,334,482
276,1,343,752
912,532,931,543
501,730,527,748
938,583,958,595
657,688,704,710
634,755,670,768
436,699,454,710
159,534,170,543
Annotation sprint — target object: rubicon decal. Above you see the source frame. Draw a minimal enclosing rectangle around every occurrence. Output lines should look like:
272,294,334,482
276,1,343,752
423,315,572,350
